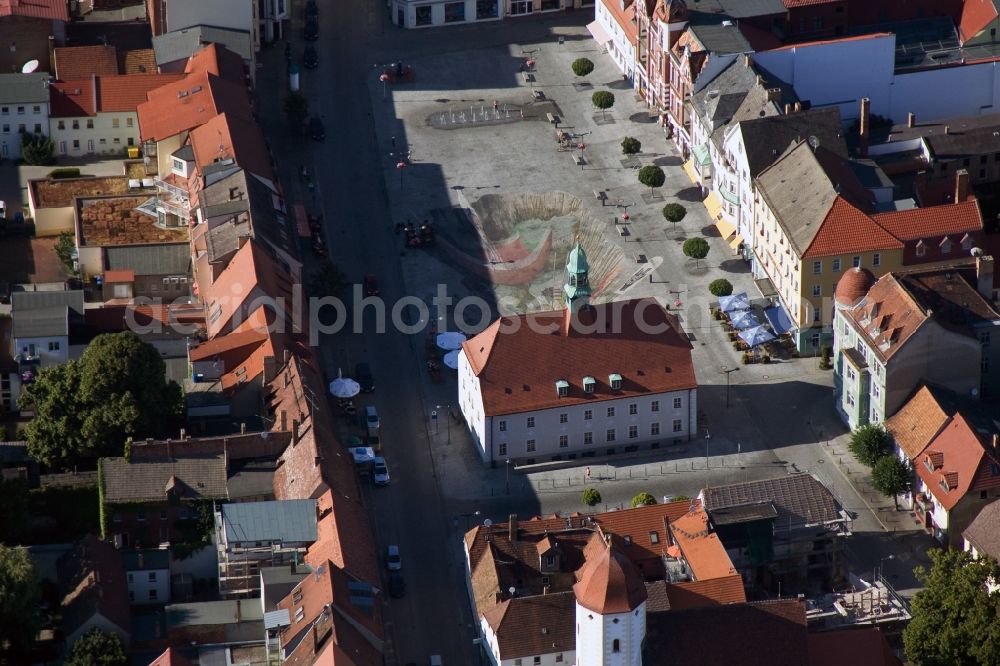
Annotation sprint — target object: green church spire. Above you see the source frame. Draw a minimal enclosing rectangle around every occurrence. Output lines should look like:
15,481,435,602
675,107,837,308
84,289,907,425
563,241,591,308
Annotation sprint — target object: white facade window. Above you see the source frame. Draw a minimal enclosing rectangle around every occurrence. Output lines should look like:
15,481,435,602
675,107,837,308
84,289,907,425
629,403,637,415
672,419,682,432
606,429,616,442
583,410,592,420
813,261,822,274
673,397,682,409
526,439,536,452
628,425,638,439
651,422,660,435
559,413,568,423
112,117,120,128
559,435,568,448
873,253,881,267
526,416,535,428
499,420,506,432
584,432,593,445
607,407,615,417
832,258,841,272
813,284,821,297
651,400,659,412
86,119,94,129
498,443,507,455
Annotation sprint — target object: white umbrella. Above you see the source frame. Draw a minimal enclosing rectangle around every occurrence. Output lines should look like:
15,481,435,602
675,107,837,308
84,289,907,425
443,350,460,369
436,331,466,351
328,368,360,398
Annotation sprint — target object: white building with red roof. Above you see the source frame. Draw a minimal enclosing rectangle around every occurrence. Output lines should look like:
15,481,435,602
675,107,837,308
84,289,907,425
458,242,698,466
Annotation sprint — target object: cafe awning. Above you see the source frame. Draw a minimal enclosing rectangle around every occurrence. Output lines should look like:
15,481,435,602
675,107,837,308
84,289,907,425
587,20,612,45
714,216,735,239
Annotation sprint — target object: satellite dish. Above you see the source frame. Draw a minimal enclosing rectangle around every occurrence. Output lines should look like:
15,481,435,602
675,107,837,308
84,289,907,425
21,59,39,74
807,135,820,150
971,246,985,257
483,518,493,528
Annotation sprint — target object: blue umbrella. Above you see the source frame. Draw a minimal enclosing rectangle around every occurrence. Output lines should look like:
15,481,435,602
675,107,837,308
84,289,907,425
719,292,750,313
739,325,776,348
730,310,760,330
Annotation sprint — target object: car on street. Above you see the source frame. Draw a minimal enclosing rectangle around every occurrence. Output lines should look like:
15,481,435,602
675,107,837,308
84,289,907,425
303,44,318,69
386,544,401,571
304,18,319,40
348,446,376,464
0,200,5,220
364,405,380,433
387,573,406,598
356,362,374,392
308,116,325,141
372,456,390,485
363,274,379,297
305,0,318,17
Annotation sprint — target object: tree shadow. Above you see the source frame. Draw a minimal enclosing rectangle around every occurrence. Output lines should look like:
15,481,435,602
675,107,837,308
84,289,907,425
604,79,632,90
701,224,721,236
718,258,750,274
676,186,703,202
629,112,656,124
654,156,682,167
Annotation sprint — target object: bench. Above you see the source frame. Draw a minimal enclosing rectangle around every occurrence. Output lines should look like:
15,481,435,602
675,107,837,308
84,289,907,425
618,226,630,237
533,90,545,100
593,189,606,204
546,112,559,125
573,155,585,165
633,253,647,264
523,72,535,83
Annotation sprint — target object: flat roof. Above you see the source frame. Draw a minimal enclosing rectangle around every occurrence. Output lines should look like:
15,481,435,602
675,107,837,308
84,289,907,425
221,499,317,544
77,196,189,247
30,176,152,209
850,17,1000,71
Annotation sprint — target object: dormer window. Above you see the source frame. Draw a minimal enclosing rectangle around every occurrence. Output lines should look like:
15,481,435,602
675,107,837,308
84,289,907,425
609,373,623,391
939,478,951,494
961,234,973,250
555,380,569,397
915,240,926,257
649,531,659,544
171,157,186,176
940,237,952,254
583,376,596,394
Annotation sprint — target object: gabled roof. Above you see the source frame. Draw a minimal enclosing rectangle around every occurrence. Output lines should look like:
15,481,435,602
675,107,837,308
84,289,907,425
13,306,69,338
0,73,51,104
885,385,951,460
53,45,119,81
803,196,902,258
96,74,186,113
204,239,293,338
184,42,247,83
189,112,274,181
872,200,983,241
807,627,901,666
50,79,97,117
12,289,84,314
101,454,229,503
137,70,252,142
738,107,847,178
959,0,999,43
461,298,696,417
58,535,130,639
105,242,191,276
153,29,252,70
0,0,68,20
482,592,575,659
915,412,1000,510
844,273,929,361
661,574,747,610
963,498,1000,559
148,647,195,666
573,541,648,613
669,503,737,580
122,48,157,75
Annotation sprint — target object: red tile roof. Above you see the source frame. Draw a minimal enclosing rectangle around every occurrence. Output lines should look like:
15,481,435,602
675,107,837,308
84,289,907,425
103,269,134,283
765,32,893,50
872,200,983,241
50,79,97,118
123,48,157,75
481,592,575,660
808,627,901,666
137,70,252,142
834,267,876,306
148,647,195,666
0,0,68,20
97,74,185,113
592,500,691,564
600,0,639,43
885,385,950,460
204,240,293,339
573,541,648,614
959,0,999,43
189,112,274,181
462,299,696,416
184,43,247,84
803,197,902,258
663,574,747,610
845,273,930,362
915,414,1000,510
669,504,737,581
53,45,118,81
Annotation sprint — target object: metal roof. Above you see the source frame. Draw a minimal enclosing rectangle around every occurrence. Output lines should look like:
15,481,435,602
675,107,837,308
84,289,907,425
220,499,317,544
12,289,84,314
104,242,191,276
13,306,68,339
153,26,252,65
0,73,52,104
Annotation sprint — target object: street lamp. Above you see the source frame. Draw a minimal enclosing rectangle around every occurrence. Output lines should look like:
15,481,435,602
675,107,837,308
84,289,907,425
396,160,407,192
505,458,511,495
875,555,895,584
437,404,451,445
720,367,740,408
379,72,389,101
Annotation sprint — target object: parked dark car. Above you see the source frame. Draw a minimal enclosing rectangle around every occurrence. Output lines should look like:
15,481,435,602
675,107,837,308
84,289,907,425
356,362,374,393
304,18,319,40
309,117,325,141
387,573,406,598
303,44,318,69
305,0,319,17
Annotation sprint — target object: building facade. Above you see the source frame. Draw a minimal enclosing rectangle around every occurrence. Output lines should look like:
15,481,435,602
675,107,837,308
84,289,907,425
459,244,697,466
0,73,50,161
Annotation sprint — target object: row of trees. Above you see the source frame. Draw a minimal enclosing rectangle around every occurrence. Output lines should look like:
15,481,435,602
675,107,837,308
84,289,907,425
848,424,910,507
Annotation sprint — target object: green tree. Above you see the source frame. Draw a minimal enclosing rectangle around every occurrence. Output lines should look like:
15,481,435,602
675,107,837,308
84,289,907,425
283,92,309,132
67,628,127,666
21,132,54,166
308,260,348,298
631,492,657,508
682,237,710,268
54,231,77,274
591,90,615,120
904,548,1000,665
848,423,891,467
571,58,595,77
662,203,686,224
871,455,909,509
709,278,733,297
0,545,40,653
638,165,665,195
621,137,641,155
582,487,601,506
20,332,182,469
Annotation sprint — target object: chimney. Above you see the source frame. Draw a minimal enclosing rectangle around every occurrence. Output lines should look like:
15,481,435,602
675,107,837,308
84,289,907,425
766,87,781,102
907,112,916,128
755,74,763,86
279,409,288,431
240,422,247,434
784,103,792,115
794,101,802,112
508,514,518,542
283,348,290,364
955,168,970,203
179,428,186,440
743,54,751,67
859,97,870,157
543,584,551,595
993,433,999,448
166,439,172,460
976,255,995,300
263,354,278,384
292,419,300,444
944,125,950,135
235,598,242,623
